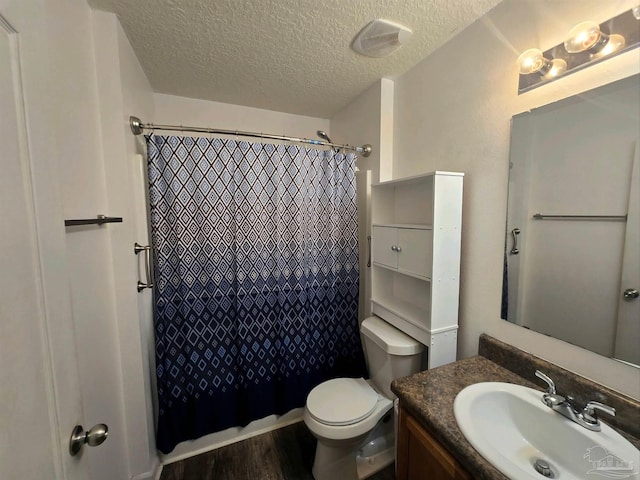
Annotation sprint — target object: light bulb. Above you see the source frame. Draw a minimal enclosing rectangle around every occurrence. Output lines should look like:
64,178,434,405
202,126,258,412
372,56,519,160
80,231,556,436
564,21,602,53
545,59,568,78
517,48,567,79
517,49,545,74
564,21,625,58
590,34,625,59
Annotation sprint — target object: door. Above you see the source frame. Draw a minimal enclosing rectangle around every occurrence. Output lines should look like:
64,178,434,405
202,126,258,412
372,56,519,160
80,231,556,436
614,141,640,365
0,15,89,480
372,225,398,269
397,228,432,279
372,226,433,278
397,407,471,480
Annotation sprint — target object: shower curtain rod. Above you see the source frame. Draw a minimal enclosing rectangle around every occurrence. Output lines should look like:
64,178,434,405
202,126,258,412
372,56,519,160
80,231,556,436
129,116,372,157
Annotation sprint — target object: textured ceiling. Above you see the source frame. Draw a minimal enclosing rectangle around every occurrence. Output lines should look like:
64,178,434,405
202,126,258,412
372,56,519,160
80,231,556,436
89,0,502,117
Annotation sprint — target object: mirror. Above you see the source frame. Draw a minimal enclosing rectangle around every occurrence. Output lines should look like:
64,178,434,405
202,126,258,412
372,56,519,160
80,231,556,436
503,74,640,366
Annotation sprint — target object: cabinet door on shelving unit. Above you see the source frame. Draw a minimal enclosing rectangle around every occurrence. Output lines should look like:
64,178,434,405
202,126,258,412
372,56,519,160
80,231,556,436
397,229,432,279
372,225,398,269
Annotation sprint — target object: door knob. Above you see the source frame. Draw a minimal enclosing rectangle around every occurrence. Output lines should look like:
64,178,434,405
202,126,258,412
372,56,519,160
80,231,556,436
69,423,108,456
623,288,639,300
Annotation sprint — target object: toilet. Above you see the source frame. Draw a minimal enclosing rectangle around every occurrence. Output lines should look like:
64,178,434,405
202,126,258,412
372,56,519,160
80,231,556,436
303,316,424,480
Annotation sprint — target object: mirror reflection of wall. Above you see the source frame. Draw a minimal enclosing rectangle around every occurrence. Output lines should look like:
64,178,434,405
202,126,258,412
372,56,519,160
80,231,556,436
504,74,640,366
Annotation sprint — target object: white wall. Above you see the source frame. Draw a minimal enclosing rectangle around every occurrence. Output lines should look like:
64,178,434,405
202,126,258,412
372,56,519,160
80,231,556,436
331,79,394,188
115,21,159,477
152,92,332,463
154,93,330,140
392,0,640,399
92,11,159,479
331,79,394,322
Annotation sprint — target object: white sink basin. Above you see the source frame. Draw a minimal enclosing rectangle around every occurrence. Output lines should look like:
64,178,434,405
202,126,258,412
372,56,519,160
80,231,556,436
453,382,640,479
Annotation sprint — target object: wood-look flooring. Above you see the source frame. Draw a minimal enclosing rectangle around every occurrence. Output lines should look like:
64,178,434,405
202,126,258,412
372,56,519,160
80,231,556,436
160,421,395,480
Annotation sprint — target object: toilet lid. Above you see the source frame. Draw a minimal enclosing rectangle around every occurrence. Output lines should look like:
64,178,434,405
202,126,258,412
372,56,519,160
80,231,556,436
306,378,379,426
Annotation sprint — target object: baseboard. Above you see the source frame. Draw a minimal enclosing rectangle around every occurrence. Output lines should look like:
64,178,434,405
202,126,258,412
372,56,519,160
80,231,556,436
162,409,304,465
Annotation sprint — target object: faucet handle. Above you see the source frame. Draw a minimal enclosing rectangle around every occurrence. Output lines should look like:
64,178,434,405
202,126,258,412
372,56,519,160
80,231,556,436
535,370,557,394
581,401,616,426
535,370,566,407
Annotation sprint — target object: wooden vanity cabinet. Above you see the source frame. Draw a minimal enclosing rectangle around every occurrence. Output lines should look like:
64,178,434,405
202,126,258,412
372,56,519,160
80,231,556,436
397,406,471,480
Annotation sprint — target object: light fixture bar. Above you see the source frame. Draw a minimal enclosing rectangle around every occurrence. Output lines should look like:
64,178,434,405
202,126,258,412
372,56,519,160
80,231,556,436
518,7,640,94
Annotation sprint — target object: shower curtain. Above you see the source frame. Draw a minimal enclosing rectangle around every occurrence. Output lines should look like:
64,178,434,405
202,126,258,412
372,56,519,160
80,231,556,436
146,135,366,454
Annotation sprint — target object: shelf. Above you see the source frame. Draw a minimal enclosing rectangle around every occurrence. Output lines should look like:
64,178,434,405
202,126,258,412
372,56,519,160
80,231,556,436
64,215,123,227
370,170,462,369
372,296,430,330
372,262,431,281
371,297,458,335
371,296,459,334
372,171,464,188
373,223,433,230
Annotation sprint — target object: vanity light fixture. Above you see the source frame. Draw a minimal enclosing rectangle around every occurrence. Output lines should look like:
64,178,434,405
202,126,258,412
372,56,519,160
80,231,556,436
517,6,640,94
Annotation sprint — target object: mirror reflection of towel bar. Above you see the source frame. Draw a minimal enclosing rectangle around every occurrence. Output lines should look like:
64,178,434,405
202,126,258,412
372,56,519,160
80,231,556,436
533,213,627,222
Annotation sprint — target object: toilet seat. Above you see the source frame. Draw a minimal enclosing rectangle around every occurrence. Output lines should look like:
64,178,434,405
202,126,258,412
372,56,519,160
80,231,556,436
306,378,380,426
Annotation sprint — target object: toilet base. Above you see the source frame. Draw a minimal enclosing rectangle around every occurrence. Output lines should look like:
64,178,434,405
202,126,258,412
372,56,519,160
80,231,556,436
311,436,363,480
311,440,395,480
311,413,395,480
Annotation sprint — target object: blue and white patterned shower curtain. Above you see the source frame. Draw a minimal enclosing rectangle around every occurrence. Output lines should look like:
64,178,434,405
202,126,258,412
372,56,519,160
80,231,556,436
146,135,366,453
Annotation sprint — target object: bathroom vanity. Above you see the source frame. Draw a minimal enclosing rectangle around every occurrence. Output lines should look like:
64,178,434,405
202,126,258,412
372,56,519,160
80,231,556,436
391,335,640,480
396,406,470,479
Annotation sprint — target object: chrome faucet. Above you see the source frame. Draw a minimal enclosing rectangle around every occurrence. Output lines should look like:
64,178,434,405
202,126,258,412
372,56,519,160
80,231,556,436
534,370,615,432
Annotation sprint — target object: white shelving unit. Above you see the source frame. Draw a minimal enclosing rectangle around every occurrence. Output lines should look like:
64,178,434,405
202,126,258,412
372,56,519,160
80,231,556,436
371,171,463,368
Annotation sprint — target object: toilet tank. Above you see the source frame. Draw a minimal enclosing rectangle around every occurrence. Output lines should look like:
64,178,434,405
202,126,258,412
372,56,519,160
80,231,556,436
361,316,423,399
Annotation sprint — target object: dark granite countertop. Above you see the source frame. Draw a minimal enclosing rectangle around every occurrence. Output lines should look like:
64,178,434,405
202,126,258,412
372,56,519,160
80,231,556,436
391,335,640,480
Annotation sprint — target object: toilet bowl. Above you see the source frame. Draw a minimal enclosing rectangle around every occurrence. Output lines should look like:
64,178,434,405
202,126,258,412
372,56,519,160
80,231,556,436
303,316,423,480
304,378,393,480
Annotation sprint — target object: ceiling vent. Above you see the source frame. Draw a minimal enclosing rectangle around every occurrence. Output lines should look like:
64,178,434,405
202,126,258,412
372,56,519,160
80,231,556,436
351,19,412,58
